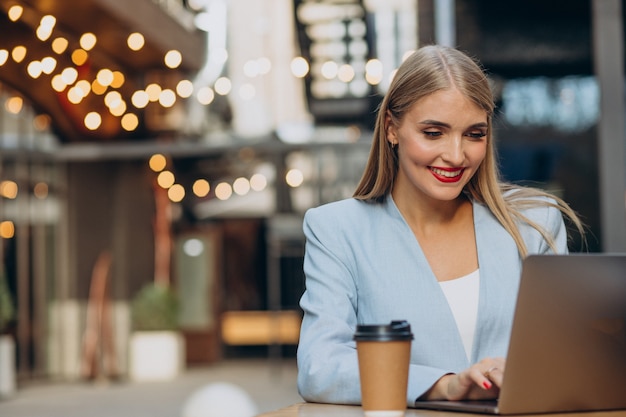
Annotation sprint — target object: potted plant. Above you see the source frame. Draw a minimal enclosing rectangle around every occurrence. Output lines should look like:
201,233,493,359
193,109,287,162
0,269,16,398
128,282,185,381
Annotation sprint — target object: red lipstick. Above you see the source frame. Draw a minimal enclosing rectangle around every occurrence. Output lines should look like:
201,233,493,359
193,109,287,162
429,167,464,183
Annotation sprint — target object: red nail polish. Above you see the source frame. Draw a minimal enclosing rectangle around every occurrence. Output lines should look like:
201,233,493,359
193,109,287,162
483,381,492,390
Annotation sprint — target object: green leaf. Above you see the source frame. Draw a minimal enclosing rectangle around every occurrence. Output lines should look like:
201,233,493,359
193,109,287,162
130,283,179,331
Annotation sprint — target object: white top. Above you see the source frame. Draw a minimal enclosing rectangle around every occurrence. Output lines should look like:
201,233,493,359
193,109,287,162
439,269,480,361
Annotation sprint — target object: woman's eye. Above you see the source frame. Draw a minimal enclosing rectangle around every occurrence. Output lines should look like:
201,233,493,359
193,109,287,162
423,130,442,137
467,131,487,139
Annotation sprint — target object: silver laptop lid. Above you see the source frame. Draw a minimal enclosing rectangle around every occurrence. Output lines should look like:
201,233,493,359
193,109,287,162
499,254,626,414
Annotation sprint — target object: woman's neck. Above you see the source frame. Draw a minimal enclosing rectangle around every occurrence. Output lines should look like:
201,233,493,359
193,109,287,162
391,188,470,230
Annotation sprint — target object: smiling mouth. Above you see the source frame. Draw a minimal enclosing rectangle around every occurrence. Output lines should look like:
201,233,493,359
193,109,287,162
430,167,463,178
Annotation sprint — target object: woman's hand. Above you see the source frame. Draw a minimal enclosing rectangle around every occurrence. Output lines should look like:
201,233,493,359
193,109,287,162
420,357,506,401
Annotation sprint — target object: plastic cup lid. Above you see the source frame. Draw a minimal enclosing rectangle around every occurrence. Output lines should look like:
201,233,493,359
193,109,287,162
353,320,414,341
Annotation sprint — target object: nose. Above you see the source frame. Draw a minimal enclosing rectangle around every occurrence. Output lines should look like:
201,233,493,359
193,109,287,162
441,135,465,165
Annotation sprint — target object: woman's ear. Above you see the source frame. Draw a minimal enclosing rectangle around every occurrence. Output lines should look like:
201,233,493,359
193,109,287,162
385,110,397,147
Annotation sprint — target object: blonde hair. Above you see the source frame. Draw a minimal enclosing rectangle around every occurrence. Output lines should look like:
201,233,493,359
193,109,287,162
353,45,584,257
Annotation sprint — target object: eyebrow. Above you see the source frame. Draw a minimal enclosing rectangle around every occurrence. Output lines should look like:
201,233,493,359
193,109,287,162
418,120,488,129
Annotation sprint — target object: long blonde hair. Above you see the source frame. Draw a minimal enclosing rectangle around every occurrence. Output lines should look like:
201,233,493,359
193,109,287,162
353,45,584,257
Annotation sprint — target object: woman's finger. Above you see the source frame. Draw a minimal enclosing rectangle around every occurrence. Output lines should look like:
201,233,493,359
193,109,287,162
483,357,506,387
484,366,503,387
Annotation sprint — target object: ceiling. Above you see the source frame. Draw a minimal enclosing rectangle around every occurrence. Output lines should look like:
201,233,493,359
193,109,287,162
0,0,207,143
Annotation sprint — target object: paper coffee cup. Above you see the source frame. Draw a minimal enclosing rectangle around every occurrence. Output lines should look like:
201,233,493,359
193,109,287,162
354,321,413,417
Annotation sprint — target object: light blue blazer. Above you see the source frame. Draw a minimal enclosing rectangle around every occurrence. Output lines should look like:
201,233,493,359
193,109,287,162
297,194,568,407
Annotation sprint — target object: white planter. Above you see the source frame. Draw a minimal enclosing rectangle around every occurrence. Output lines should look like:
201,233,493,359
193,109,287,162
0,335,16,398
129,331,185,382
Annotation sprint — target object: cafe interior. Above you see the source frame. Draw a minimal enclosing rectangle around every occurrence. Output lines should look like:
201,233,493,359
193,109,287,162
0,0,624,397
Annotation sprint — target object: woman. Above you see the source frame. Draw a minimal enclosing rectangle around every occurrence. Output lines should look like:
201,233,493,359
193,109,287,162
296,45,585,406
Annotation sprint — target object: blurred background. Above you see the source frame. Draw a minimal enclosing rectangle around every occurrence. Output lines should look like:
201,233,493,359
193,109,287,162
0,0,624,412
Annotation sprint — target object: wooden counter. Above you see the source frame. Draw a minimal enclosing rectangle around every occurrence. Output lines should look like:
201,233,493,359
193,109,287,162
258,403,626,417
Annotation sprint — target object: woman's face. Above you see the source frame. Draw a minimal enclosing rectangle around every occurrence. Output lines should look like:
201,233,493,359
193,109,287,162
387,88,488,203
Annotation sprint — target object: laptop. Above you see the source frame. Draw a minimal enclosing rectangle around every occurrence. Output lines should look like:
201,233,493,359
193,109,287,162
415,254,626,415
